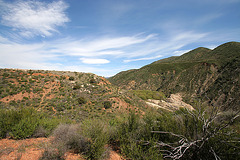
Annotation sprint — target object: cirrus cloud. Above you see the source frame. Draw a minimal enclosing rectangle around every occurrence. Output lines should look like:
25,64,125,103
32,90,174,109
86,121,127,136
80,58,110,64
124,55,163,63
0,0,69,38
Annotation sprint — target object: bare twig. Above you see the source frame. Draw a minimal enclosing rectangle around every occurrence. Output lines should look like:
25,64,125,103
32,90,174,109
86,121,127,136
151,131,187,141
211,147,221,160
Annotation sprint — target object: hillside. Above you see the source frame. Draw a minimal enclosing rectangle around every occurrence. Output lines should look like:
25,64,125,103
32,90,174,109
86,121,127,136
0,69,147,119
109,41,240,109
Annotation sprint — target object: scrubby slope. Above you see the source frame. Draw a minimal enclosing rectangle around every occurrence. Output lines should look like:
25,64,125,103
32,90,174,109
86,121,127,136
109,42,240,109
0,69,145,119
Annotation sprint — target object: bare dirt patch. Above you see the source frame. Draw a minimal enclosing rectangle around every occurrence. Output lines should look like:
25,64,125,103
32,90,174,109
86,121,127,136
0,138,124,160
111,97,132,111
146,93,194,111
0,91,38,103
98,77,111,85
0,138,49,160
110,97,143,114
108,150,125,160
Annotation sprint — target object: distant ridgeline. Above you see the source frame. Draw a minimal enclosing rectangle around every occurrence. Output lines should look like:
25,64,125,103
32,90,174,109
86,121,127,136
109,42,240,110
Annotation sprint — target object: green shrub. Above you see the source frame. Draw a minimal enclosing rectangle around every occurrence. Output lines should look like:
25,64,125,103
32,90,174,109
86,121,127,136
117,111,162,160
69,76,74,81
103,101,111,109
40,147,64,160
0,107,63,139
37,118,62,137
52,124,90,155
73,85,81,90
0,108,40,139
81,119,110,160
131,90,166,100
33,126,47,138
49,123,110,159
10,117,38,139
120,139,161,160
90,78,97,84
153,108,240,160
0,109,22,138
78,97,87,105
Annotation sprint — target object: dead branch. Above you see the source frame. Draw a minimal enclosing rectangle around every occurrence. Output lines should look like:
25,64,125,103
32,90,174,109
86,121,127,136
150,108,240,159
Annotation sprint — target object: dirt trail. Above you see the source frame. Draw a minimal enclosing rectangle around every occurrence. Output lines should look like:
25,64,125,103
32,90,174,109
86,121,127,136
39,81,60,114
40,81,59,104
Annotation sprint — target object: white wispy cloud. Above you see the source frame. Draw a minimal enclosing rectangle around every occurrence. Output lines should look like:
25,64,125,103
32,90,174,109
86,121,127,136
173,50,191,56
48,34,156,57
0,30,210,73
0,33,156,70
171,31,207,42
121,31,208,62
1,28,225,76
80,58,110,64
0,0,69,38
0,41,58,69
124,55,163,63
0,35,9,43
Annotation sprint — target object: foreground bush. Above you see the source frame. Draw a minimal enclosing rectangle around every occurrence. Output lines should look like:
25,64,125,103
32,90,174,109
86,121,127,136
40,146,64,160
46,120,110,160
0,109,20,138
0,107,39,139
117,111,163,160
150,107,240,160
114,107,240,160
81,119,110,160
0,107,65,139
36,117,63,137
2,105,239,159
53,124,90,155
40,124,88,160
10,116,38,139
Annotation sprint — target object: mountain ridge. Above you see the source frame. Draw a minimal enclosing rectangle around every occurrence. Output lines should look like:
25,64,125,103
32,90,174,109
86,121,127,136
109,41,240,109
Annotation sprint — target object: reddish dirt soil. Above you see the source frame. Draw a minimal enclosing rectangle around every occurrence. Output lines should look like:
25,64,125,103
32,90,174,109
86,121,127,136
8,78,19,85
0,138,49,160
0,138,124,160
111,97,131,111
108,151,124,160
0,77,60,105
98,77,111,85
110,97,143,114
40,81,60,104
0,91,38,103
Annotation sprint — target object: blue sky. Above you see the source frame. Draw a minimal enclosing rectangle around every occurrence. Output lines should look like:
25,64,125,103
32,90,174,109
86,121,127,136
0,0,239,77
